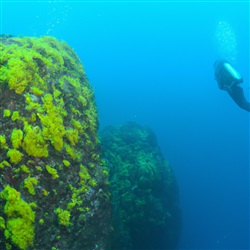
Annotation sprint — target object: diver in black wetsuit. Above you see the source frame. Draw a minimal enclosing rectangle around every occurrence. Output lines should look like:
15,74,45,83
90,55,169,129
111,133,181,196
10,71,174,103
214,60,250,112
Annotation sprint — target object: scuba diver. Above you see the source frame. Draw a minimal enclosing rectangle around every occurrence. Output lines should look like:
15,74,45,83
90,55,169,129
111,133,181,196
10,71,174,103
214,60,250,112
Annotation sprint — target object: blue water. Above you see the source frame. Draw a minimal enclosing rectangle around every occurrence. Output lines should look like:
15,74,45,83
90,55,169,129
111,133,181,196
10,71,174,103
1,1,249,249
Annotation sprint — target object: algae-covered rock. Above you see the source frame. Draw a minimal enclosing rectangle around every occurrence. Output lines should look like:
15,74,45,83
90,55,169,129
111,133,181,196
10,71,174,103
101,122,181,250
0,36,111,249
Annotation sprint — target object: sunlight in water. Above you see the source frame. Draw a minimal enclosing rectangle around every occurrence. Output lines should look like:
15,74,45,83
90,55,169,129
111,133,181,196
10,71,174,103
215,20,238,62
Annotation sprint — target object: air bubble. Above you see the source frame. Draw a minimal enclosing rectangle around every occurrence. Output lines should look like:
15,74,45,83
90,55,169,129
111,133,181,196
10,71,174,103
215,20,238,62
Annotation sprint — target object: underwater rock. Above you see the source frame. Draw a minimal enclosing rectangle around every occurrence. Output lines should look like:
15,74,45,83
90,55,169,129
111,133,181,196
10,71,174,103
0,36,111,250
100,122,181,250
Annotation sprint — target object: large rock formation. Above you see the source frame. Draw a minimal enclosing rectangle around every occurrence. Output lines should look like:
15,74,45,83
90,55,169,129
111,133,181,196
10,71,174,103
0,36,111,250
100,122,181,250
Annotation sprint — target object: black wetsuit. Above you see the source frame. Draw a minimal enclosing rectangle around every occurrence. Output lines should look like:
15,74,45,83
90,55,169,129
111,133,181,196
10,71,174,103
227,84,250,112
214,60,250,112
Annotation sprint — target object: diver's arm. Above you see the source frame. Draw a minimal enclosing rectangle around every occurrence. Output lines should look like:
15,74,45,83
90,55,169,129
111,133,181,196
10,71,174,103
227,85,250,112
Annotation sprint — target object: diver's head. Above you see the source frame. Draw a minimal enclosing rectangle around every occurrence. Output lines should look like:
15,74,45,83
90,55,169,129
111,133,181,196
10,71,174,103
213,59,221,70
214,59,243,91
